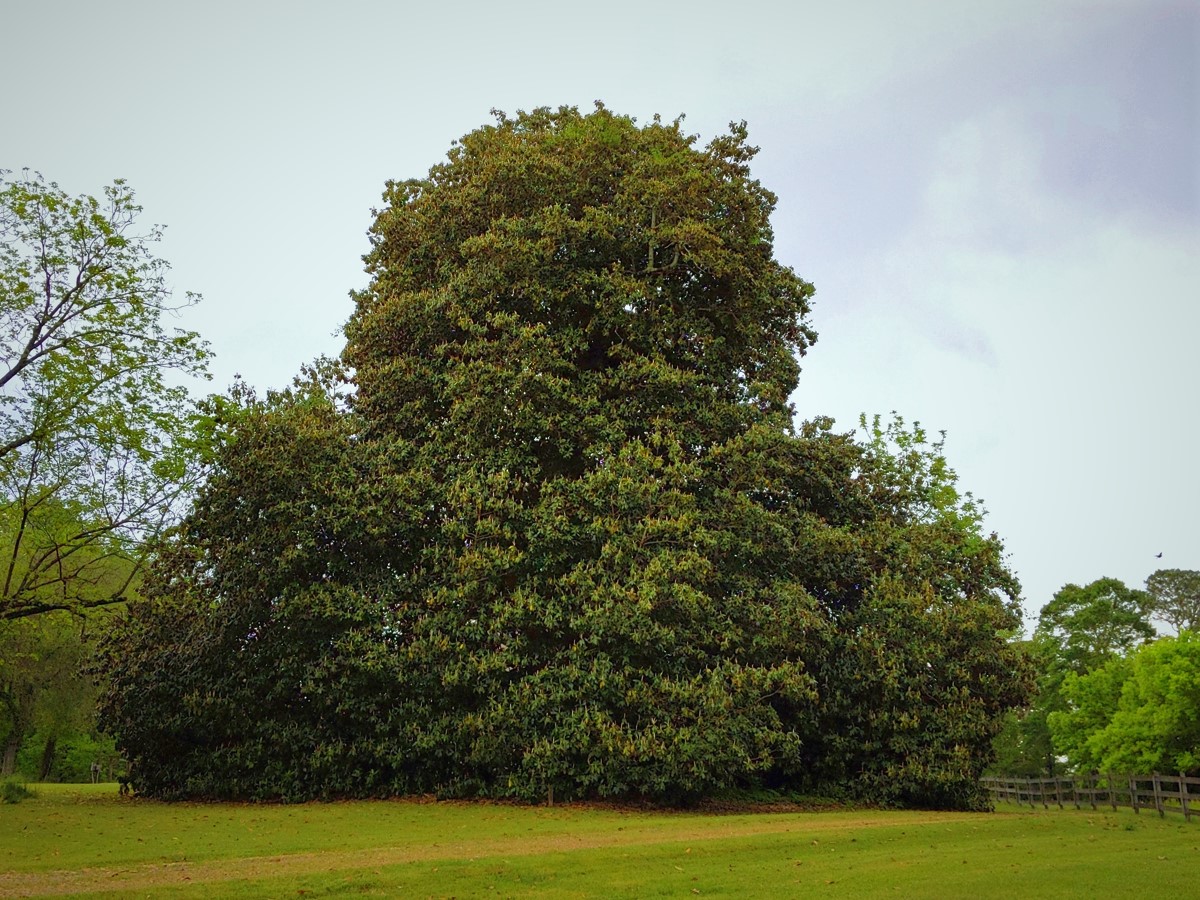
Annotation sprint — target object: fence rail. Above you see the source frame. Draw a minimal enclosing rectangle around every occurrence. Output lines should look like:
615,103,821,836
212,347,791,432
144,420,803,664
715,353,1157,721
982,773,1199,821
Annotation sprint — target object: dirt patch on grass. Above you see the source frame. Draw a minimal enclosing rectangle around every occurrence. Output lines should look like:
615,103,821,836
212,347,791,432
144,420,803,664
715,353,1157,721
0,809,978,896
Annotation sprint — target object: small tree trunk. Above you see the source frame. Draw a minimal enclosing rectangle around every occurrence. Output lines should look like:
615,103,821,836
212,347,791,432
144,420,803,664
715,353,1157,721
1,733,20,776
38,735,57,781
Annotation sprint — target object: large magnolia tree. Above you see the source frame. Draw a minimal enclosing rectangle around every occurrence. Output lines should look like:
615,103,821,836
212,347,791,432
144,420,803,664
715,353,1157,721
98,106,1028,808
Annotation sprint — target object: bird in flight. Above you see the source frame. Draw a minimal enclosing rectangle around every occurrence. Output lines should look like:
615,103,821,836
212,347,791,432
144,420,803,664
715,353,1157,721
1156,552,1163,558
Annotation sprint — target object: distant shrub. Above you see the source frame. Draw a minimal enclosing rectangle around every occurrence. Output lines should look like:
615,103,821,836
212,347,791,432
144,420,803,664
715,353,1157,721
1,779,34,804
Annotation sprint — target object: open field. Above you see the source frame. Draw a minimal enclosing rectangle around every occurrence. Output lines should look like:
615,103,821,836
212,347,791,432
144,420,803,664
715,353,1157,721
1,784,1195,898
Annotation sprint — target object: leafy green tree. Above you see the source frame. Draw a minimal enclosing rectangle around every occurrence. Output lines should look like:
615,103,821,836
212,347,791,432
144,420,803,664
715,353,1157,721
1034,578,1155,677
1049,631,1200,774
98,106,1027,808
0,611,102,776
95,369,415,800
810,417,1028,807
989,630,1071,777
0,170,210,621
989,709,1053,778
997,578,1157,776
1145,569,1200,635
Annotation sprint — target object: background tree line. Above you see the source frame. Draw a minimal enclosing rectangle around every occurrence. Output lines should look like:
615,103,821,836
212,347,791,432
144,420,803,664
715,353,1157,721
990,569,1200,778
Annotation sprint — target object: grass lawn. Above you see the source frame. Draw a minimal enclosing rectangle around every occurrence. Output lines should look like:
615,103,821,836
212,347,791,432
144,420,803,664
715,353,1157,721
1,783,1194,897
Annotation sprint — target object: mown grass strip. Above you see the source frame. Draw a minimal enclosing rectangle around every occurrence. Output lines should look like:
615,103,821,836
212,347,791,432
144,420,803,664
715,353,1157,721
1,785,1194,898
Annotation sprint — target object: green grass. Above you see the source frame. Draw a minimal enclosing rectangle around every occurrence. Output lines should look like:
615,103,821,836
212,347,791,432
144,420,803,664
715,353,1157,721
1,784,1194,897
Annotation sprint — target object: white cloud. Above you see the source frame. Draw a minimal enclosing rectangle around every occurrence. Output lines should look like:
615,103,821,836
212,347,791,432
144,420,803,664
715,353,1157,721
797,100,1200,623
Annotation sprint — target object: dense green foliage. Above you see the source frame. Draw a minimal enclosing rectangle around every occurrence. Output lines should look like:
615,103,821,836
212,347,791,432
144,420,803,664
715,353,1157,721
1034,578,1155,677
97,106,1027,808
13,729,117,782
0,611,114,777
995,575,1200,779
1049,630,1200,774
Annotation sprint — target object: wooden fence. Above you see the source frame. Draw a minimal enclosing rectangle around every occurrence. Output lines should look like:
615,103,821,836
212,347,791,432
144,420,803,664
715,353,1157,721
981,773,1199,822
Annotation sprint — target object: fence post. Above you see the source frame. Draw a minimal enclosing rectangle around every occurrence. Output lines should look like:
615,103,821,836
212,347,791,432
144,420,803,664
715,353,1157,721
1181,773,1191,824
1130,776,1140,814
1026,776,1035,809
1055,776,1064,810
1071,775,1080,810
1152,773,1164,818
1089,771,1097,811
1108,773,1118,811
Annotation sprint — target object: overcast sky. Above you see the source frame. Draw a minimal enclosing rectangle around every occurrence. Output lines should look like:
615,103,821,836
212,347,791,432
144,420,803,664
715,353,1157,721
4,0,1196,630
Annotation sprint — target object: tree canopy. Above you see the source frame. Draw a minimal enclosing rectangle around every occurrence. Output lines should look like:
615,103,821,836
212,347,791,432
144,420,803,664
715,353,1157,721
994,575,1200,779
1033,577,1154,678
990,576,1160,777
1049,630,1200,775
97,105,1028,808
1145,569,1200,635
0,170,210,621
1,611,108,777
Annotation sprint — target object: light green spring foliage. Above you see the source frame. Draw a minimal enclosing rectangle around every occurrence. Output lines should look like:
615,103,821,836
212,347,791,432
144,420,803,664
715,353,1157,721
1050,630,1200,774
98,106,1027,808
990,577,1156,777
858,413,985,533
0,609,116,779
0,170,211,621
